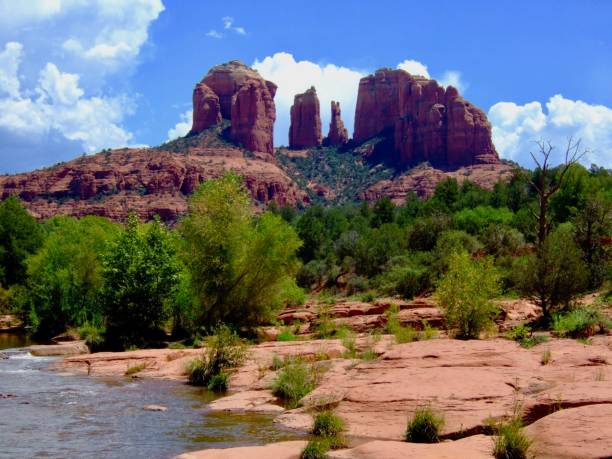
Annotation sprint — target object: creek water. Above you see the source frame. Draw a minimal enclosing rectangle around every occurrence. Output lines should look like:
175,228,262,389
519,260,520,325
0,333,304,459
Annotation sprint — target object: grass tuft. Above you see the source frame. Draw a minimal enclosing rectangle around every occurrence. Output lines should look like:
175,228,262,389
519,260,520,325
272,359,319,409
405,406,445,443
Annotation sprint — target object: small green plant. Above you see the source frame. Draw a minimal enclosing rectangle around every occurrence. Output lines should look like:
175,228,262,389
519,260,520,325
314,350,331,361
271,354,284,370
301,438,330,459
340,328,357,358
315,303,335,339
552,306,611,339
359,291,376,302
313,410,345,437
78,321,106,350
187,324,246,387
492,417,531,459
125,362,147,376
420,320,437,340
207,372,229,392
168,341,188,349
272,359,319,409
405,406,445,443
361,347,378,361
541,349,552,365
277,329,297,341
385,303,417,344
506,324,549,348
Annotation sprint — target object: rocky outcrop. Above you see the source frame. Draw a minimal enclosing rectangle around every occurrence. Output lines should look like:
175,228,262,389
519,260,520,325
353,68,498,168
289,86,322,149
190,61,277,154
324,101,349,147
0,128,308,221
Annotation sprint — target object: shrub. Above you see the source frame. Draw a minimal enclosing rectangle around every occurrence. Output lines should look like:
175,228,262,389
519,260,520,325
272,359,318,409
347,275,369,294
385,303,417,344
301,439,330,459
207,372,229,392
405,406,445,443
78,321,106,351
420,321,438,340
277,329,297,342
187,324,246,387
313,411,345,437
436,251,500,339
552,307,611,338
505,324,548,348
271,354,283,370
492,417,531,459
453,206,514,235
376,256,430,299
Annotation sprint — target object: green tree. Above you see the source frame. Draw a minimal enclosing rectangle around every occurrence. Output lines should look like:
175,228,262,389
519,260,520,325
101,215,179,349
453,206,514,235
180,173,302,327
25,216,119,338
436,251,500,339
515,223,587,320
371,196,395,227
0,196,44,286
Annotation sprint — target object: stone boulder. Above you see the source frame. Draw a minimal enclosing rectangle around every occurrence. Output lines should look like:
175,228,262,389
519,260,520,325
325,101,349,147
353,68,498,168
289,86,322,149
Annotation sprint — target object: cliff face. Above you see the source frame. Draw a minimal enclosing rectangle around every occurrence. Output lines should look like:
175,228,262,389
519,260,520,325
289,86,322,149
325,101,349,147
354,68,498,168
190,61,277,154
0,128,308,221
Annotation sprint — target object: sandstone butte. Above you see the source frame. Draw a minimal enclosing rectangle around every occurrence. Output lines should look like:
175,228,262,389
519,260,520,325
353,67,499,168
0,61,513,221
289,86,322,149
324,100,349,147
51,296,612,459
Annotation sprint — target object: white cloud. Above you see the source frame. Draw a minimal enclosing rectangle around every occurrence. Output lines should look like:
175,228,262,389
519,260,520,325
206,30,223,39
438,70,467,93
489,94,612,168
397,59,430,78
0,42,23,98
253,52,366,146
167,109,192,141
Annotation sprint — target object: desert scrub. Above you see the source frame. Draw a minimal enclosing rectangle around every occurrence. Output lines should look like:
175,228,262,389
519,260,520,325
125,362,147,376
506,324,548,348
78,321,105,351
272,359,319,409
492,417,531,459
436,251,500,339
405,406,445,443
313,410,345,438
187,324,246,390
552,306,611,338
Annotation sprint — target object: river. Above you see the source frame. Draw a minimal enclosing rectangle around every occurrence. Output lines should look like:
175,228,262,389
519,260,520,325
0,333,303,459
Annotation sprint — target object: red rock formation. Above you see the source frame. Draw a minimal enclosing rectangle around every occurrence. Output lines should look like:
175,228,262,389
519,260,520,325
289,86,322,149
353,68,498,168
325,101,349,147
0,129,308,222
190,61,277,154
191,83,221,133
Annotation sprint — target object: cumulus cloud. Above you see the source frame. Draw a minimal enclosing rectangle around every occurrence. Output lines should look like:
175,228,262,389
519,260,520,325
438,70,467,93
0,42,22,98
253,52,366,146
489,94,612,168
397,59,430,78
167,109,192,141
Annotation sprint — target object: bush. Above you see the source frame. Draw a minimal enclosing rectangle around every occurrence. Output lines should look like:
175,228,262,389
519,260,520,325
207,372,229,392
405,406,445,443
272,359,318,409
347,275,369,294
505,324,548,348
492,417,531,459
301,439,330,459
376,256,430,299
453,206,514,235
313,411,345,437
277,329,297,342
385,303,417,344
78,321,106,351
552,307,611,338
436,251,500,339
187,325,246,387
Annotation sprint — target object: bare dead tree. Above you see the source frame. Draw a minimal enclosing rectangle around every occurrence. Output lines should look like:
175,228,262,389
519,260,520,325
529,137,588,249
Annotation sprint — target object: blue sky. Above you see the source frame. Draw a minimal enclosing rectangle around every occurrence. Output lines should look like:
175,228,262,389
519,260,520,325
0,0,611,173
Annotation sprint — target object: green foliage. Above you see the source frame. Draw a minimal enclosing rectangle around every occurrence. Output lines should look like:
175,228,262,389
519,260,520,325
453,206,514,235
505,324,548,348
354,223,405,276
313,411,345,437
405,406,445,443
78,321,106,351
492,416,531,459
277,329,297,341
272,359,318,409
0,196,44,287
206,372,229,392
125,363,147,376
371,196,395,227
375,255,430,299
515,223,587,319
180,173,302,328
187,324,246,387
552,307,611,338
101,215,179,349
407,215,451,252
301,439,330,459
436,251,501,339
385,303,417,343
25,216,118,338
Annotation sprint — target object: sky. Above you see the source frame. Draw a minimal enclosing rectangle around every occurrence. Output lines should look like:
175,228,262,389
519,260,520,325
0,0,611,173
